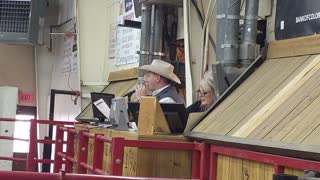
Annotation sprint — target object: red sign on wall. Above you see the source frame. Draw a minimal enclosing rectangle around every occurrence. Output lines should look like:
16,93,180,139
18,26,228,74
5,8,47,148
19,93,33,103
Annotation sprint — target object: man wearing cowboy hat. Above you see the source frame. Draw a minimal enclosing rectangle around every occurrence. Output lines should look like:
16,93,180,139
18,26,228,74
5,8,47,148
135,60,184,104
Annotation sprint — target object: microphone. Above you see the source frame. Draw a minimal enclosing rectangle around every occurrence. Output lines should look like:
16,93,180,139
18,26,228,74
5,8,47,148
125,78,145,102
124,90,135,97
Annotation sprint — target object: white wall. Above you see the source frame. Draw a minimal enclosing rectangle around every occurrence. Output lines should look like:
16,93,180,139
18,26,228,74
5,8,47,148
0,87,18,170
36,0,80,121
35,0,80,170
0,45,36,107
77,0,139,108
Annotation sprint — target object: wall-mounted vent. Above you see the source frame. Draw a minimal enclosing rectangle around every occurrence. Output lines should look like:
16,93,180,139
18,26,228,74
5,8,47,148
0,0,45,45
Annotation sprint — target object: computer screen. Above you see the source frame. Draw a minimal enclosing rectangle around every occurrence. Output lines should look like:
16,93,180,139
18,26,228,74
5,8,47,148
128,102,188,134
91,92,115,122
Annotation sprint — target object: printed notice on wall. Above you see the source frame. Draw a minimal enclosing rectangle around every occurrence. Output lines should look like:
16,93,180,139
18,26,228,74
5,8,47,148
115,26,141,65
108,23,117,59
62,34,78,75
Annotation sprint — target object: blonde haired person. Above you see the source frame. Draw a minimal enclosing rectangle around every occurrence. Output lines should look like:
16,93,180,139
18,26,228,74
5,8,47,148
187,70,216,112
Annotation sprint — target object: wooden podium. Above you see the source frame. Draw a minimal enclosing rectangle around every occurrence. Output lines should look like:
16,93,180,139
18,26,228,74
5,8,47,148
75,97,192,178
137,97,171,135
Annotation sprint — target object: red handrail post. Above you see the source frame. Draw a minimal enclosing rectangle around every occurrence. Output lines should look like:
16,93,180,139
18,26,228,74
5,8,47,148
274,164,285,174
93,134,104,173
53,125,64,173
65,128,75,173
209,145,218,180
27,119,37,172
192,143,201,179
77,130,89,174
199,143,210,180
110,137,125,176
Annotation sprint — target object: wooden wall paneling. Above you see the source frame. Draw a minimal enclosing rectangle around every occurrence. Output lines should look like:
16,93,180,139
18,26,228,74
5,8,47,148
246,55,320,139
103,143,111,172
201,59,281,134
136,149,156,177
302,126,320,145
284,168,293,175
254,59,320,140
216,155,224,180
264,164,274,180
193,59,276,132
108,68,138,82
88,138,94,167
228,157,243,180
281,96,320,144
263,65,320,141
172,151,192,178
155,150,174,177
224,56,308,136
222,155,231,180
232,55,320,137
268,35,320,59
270,94,320,142
284,168,303,177
122,147,138,176
243,160,265,180
104,79,137,97
291,169,304,176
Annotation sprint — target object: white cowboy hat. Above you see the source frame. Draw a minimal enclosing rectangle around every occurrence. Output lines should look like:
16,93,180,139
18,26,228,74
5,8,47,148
139,60,181,84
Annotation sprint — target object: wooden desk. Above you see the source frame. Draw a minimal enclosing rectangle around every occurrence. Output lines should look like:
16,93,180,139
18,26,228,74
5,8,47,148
75,124,192,178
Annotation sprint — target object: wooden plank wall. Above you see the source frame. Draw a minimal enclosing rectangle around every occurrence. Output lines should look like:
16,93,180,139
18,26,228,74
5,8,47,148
75,126,191,178
216,155,303,180
193,54,320,147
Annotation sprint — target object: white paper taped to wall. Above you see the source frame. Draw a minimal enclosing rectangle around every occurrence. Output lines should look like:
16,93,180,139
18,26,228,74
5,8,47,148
93,98,111,119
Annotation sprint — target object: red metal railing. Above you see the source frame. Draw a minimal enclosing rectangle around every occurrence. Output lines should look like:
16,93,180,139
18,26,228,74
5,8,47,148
0,171,190,180
27,119,75,172
2,117,320,179
0,118,75,172
209,145,320,180
54,126,205,179
54,125,320,180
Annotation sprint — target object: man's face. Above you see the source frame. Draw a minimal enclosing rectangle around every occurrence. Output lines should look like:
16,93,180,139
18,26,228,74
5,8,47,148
143,72,160,91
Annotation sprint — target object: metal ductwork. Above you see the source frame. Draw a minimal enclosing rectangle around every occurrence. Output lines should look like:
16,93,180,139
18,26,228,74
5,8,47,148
138,0,181,83
216,0,227,70
240,0,260,67
222,0,241,72
149,5,165,61
138,3,151,84
214,0,260,96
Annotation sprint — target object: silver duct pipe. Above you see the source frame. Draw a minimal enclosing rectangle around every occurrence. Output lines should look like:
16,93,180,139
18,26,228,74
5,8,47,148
148,4,156,63
138,4,151,84
239,0,260,67
152,5,165,60
215,0,227,65
223,0,241,72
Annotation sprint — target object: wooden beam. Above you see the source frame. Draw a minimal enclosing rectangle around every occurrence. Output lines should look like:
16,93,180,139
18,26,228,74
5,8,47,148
138,97,170,136
185,131,320,161
108,68,138,82
268,34,320,59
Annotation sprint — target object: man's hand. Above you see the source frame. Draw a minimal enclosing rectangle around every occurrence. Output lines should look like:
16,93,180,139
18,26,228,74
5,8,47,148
135,84,148,100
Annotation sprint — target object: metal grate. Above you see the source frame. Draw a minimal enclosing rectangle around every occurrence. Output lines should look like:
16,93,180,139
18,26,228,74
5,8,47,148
0,0,31,33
